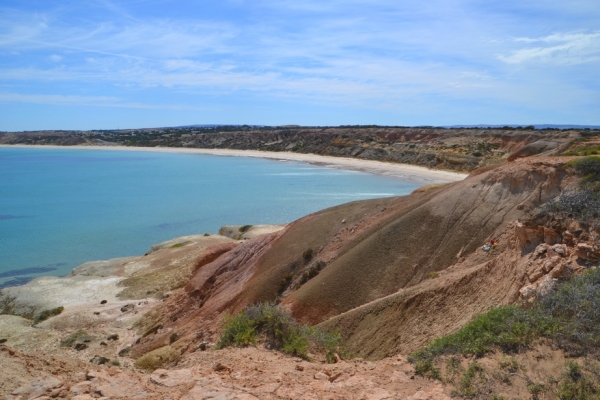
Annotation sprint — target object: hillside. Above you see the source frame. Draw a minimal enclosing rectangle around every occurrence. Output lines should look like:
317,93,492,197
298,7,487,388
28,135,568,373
1,126,589,172
132,157,579,360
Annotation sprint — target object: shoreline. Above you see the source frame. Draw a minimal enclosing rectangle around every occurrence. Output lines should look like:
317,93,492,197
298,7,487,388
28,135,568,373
0,144,468,183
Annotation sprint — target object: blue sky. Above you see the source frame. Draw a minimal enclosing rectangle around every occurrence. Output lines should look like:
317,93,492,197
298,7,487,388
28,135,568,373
0,0,599,130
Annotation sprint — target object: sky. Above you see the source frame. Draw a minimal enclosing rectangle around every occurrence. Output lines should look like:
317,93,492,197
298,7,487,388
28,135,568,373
0,0,599,130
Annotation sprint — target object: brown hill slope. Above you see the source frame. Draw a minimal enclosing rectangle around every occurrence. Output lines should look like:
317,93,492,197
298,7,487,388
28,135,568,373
282,159,568,324
133,158,576,364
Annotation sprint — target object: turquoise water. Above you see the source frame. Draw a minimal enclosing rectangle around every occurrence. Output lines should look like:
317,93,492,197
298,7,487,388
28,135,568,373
0,147,423,288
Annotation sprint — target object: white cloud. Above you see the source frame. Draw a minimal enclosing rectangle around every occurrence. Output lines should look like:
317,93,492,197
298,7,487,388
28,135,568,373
49,54,62,62
0,2,598,123
499,32,600,65
0,92,118,105
0,91,201,110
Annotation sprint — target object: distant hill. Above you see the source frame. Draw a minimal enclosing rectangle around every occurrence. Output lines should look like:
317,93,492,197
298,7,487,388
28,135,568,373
445,124,600,130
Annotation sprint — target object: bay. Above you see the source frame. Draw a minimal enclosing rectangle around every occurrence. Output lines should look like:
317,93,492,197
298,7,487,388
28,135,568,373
0,147,423,287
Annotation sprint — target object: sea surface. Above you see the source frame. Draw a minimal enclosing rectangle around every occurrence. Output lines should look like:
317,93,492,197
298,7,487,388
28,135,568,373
0,147,425,288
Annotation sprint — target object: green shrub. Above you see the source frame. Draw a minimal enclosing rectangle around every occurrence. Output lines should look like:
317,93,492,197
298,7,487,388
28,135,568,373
410,268,600,371
410,306,552,362
565,145,600,157
557,361,598,400
218,312,257,348
538,189,600,221
527,381,546,399
60,330,88,347
566,156,600,183
216,303,341,360
239,225,253,233
458,361,484,396
538,268,600,352
302,249,313,263
413,359,441,380
34,306,64,323
169,241,190,248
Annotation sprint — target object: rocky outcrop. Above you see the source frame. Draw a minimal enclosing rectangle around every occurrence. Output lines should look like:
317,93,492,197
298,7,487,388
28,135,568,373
0,234,235,319
506,139,562,161
218,224,286,240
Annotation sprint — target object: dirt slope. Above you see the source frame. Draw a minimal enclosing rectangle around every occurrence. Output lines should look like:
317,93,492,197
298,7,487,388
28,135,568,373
135,158,575,364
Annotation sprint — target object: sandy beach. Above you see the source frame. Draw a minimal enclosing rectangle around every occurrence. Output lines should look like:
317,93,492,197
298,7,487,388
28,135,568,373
0,145,468,183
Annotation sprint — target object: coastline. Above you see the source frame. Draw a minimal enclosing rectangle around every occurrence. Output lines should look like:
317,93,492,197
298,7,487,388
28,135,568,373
0,144,468,183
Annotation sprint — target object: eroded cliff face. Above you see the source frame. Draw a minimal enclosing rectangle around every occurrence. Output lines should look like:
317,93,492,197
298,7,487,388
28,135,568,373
135,157,589,363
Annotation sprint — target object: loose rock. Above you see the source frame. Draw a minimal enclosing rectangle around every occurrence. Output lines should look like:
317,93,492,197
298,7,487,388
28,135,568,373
213,362,231,373
120,304,134,313
74,343,88,351
89,355,109,365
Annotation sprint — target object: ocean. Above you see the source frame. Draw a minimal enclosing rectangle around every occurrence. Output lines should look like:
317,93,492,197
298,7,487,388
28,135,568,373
0,147,425,288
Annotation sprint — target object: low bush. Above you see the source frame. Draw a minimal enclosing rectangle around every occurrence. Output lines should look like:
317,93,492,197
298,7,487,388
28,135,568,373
538,268,600,352
567,156,600,183
537,189,600,222
60,330,88,347
239,225,253,233
410,306,553,363
411,268,600,366
557,361,599,400
457,361,484,397
169,241,189,248
565,145,600,157
34,306,64,323
534,156,600,224
216,302,341,361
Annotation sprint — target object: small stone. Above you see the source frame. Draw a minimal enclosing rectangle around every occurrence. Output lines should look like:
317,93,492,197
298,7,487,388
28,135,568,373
295,365,304,371
329,372,342,382
118,347,131,357
74,343,88,351
107,334,119,341
93,312,100,315
11,376,62,398
100,342,107,346
70,381,91,395
0,338,7,344
120,304,134,313
314,372,329,380
213,363,231,372
89,355,109,365
100,300,107,304
551,244,568,257
198,342,208,351
74,372,86,381
341,219,346,224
